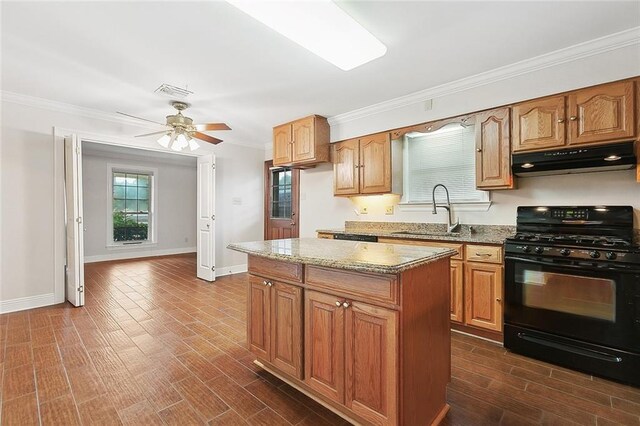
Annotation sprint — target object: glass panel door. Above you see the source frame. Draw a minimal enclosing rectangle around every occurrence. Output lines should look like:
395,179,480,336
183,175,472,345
271,168,292,219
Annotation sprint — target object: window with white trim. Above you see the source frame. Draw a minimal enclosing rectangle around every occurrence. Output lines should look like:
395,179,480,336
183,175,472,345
401,123,489,205
107,165,157,246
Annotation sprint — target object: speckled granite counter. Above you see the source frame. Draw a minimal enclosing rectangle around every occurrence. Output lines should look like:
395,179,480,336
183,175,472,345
227,237,456,274
317,221,516,245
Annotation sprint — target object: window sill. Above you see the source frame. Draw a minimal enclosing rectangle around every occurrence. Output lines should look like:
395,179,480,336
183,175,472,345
106,242,157,250
397,201,492,212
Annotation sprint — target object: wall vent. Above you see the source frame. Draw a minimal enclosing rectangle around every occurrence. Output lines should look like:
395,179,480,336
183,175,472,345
154,84,193,99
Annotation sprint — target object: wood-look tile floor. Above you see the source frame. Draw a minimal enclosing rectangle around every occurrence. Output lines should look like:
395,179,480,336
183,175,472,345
0,255,639,425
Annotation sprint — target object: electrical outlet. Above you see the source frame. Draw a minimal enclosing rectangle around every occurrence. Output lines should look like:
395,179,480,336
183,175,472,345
385,205,394,215
360,206,368,214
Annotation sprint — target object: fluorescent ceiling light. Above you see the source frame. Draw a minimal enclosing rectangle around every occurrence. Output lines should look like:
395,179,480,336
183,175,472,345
227,0,387,71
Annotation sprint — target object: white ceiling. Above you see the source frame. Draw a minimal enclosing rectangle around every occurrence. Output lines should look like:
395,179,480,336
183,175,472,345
2,1,639,147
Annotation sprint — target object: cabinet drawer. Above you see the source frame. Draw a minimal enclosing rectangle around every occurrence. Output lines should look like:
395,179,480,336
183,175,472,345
248,256,303,283
378,237,463,260
465,245,503,264
306,266,398,305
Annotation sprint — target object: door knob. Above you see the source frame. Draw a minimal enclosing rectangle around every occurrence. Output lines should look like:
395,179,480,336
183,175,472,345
290,222,296,226
206,223,210,228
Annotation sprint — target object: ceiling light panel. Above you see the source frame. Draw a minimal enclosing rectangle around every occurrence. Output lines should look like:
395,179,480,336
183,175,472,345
227,0,387,71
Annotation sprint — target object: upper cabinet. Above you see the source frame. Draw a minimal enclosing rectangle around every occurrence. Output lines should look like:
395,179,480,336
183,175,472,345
475,107,513,189
273,115,330,167
333,132,401,196
568,80,635,146
512,80,637,153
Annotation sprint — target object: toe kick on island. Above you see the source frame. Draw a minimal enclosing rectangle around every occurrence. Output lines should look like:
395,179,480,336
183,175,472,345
228,238,455,426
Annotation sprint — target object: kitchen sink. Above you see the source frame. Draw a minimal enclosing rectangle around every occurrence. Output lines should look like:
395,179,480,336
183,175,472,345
390,231,461,237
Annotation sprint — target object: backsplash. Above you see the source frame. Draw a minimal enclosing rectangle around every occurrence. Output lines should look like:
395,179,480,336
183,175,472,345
344,221,516,241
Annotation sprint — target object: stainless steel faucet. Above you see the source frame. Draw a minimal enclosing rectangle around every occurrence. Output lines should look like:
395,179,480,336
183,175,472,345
431,184,460,233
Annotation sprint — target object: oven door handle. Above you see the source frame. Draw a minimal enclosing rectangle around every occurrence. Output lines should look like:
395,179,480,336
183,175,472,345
504,256,640,273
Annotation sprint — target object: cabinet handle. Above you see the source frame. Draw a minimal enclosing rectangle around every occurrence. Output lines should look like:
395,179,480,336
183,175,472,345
569,116,577,121
268,282,273,287
496,298,502,302
262,280,268,286
354,165,360,168
359,164,364,168
476,148,482,153
342,302,351,308
475,252,492,257
557,119,565,123
335,301,342,307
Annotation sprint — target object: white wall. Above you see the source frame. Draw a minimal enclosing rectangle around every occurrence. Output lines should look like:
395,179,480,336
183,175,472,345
286,45,640,237
82,147,197,261
0,100,264,312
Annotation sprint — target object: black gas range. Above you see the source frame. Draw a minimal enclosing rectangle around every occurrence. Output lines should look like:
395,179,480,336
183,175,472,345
503,206,640,387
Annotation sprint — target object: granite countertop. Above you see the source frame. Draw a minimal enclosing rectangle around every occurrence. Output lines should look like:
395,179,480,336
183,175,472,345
317,222,516,245
227,238,456,275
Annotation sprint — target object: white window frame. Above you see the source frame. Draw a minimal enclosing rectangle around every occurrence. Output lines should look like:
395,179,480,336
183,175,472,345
398,125,491,212
106,163,159,248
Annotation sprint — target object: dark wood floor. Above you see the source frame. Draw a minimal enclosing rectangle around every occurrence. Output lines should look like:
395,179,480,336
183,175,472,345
0,255,639,425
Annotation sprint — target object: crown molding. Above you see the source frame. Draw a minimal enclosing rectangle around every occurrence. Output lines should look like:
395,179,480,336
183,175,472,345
328,26,640,126
0,90,265,150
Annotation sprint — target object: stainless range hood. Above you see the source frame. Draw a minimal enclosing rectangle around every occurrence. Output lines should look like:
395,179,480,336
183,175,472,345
512,141,636,177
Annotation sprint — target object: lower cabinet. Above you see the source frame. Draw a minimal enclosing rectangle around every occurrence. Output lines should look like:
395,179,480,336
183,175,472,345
304,290,398,424
247,275,303,378
464,262,503,332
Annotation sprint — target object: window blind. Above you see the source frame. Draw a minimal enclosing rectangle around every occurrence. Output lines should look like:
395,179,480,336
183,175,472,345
402,125,488,204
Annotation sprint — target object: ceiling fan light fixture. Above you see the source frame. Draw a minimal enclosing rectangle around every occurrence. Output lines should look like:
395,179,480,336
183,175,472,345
157,133,171,148
188,138,200,151
171,133,189,151
227,0,386,71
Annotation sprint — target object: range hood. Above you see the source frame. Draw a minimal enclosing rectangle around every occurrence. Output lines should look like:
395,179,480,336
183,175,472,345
512,141,636,177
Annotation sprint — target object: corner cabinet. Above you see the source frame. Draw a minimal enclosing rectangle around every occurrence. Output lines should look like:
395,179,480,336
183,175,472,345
512,80,637,153
273,115,330,167
247,255,451,425
475,107,513,189
333,132,402,196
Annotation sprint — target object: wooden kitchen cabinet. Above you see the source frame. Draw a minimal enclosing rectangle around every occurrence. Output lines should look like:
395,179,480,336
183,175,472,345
247,276,303,378
304,289,345,403
464,262,503,332
568,80,635,146
273,115,330,167
333,132,401,196
512,79,637,153
512,95,566,152
475,107,513,189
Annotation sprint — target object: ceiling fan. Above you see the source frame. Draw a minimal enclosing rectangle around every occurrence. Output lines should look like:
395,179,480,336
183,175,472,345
117,101,231,151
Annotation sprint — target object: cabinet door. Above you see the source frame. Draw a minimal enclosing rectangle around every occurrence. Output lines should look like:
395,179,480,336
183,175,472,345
270,282,303,379
292,116,315,162
273,124,292,165
359,133,391,194
304,290,345,404
333,139,360,196
512,96,566,152
450,260,464,324
464,263,503,332
568,81,635,145
344,301,398,425
476,107,513,189
247,276,271,358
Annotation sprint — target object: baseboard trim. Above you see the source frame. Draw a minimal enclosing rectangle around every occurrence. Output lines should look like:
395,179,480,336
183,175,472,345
216,263,248,278
84,247,196,263
0,293,57,314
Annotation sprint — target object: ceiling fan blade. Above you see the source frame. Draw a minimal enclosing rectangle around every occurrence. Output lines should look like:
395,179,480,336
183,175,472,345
194,123,231,131
135,130,171,138
116,111,166,126
193,132,223,145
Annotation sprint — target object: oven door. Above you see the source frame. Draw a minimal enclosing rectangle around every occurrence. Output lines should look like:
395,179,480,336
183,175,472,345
504,255,640,352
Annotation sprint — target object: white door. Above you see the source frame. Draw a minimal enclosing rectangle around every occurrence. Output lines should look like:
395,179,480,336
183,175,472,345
197,155,216,281
64,135,85,306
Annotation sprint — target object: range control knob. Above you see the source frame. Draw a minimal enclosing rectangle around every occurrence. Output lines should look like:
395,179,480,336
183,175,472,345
534,246,544,254
589,251,600,259
606,252,617,260
522,245,531,253
560,248,571,257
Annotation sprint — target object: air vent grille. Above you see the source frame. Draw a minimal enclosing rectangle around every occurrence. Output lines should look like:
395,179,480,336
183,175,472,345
154,84,193,98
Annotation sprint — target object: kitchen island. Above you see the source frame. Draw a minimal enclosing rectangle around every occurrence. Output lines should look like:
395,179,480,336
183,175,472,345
228,238,456,426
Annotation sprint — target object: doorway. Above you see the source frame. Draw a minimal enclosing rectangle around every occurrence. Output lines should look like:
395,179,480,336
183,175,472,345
263,160,299,239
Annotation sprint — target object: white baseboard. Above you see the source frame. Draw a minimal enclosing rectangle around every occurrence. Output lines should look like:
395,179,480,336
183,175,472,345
0,293,57,314
84,247,196,263
216,263,248,277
